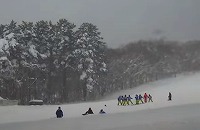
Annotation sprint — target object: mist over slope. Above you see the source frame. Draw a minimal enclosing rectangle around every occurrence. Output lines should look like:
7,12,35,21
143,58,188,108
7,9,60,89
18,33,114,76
0,72,200,125
1,104,200,130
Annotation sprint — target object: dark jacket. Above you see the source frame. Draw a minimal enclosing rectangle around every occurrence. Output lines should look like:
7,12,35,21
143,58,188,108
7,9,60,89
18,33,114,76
168,92,172,100
82,108,94,115
87,108,94,114
135,94,139,100
56,108,63,118
99,109,106,114
139,94,143,100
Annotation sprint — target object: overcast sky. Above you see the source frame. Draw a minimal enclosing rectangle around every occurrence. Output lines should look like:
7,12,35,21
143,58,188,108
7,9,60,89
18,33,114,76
0,0,200,48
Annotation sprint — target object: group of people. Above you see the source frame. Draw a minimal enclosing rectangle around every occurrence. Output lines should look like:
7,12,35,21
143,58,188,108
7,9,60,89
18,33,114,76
135,93,153,105
117,93,153,106
82,107,106,115
56,107,106,118
118,92,172,106
117,95,134,106
56,92,173,118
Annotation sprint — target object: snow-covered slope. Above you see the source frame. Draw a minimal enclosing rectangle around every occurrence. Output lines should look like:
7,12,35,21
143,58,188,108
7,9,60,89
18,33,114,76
0,72,200,130
1,104,200,130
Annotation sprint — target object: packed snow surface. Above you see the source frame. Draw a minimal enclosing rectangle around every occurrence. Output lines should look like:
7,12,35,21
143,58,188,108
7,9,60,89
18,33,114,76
0,72,200,130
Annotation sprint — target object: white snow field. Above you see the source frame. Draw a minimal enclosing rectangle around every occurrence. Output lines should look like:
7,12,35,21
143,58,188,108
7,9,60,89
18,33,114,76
0,72,200,130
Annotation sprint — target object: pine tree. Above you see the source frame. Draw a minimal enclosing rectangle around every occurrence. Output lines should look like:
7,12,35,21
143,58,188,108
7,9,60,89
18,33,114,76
56,19,76,102
0,21,18,101
33,20,57,103
74,23,107,100
12,21,41,104
0,24,6,39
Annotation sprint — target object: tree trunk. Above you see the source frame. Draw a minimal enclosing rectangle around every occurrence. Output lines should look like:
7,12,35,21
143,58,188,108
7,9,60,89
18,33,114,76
62,68,67,102
82,79,87,101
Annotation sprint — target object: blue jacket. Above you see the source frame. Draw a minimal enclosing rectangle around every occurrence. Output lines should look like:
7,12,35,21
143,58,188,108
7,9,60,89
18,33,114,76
135,95,139,100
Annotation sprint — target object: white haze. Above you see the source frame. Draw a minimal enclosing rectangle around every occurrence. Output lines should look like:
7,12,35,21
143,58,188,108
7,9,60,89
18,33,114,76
0,0,200,47
0,72,200,130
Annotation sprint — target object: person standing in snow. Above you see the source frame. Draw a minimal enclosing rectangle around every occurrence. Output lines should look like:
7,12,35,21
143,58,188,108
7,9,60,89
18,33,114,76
127,95,134,105
139,94,144,104
117,95,123,105
168,92,172,101
148,94,153,102
122,95,128,106
143,93,148,103
135,94,139,105
56,106,63,118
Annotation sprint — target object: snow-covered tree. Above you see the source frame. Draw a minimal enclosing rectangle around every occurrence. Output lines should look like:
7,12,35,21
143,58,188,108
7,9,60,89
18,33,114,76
11,21,42,104
0,24,6,39
0,21,18,100
55,19,76,102
32,20,58,103
74,23,107,100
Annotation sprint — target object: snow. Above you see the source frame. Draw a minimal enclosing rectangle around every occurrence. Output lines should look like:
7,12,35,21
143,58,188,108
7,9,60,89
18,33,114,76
0,39,9,52
29,45,38,58
0,72,200,130
40,53,48,58
29,100,43,103
80,71,87,80
0,56,8,61
0,96,5,100
6,33,14,39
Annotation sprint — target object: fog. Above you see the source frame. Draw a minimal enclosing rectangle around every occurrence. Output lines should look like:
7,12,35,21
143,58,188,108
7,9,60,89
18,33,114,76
0,0,199,47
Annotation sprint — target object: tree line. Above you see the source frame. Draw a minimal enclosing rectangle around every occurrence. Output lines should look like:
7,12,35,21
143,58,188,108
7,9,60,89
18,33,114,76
0,20,107,104
101,40,200,95
0,20,200,105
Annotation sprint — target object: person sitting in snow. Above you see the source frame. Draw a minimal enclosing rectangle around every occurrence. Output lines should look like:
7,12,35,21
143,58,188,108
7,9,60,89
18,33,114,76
82,107,94,115
56,106,63,118
99,109,106,114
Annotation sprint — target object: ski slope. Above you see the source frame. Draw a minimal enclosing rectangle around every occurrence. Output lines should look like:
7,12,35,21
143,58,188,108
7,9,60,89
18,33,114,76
0,72,200,130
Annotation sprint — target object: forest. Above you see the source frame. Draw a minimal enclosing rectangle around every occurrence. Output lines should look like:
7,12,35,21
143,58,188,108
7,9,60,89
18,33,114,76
0,20,200,105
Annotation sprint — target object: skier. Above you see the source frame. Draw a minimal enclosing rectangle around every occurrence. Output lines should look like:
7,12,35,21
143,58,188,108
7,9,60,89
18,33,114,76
148,94,153,102
127,95,134,105
122,95,128,106
139,94,144,104
56,106,63,118
117,95,123,105
135,94,139,105
82,107,94,115
99,109,106,114
143,93,148,103
168,92,172,101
